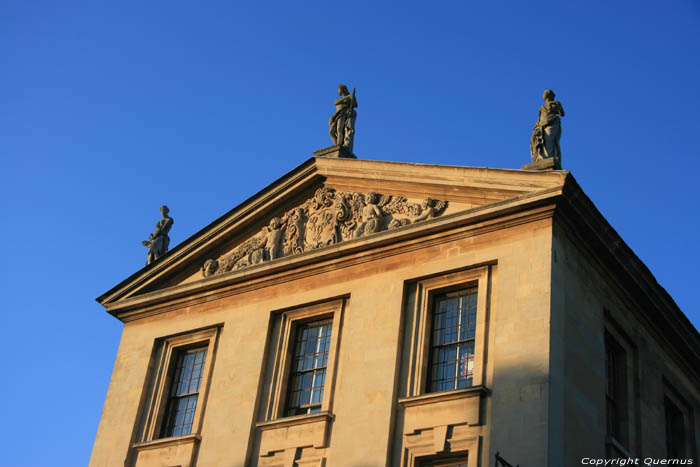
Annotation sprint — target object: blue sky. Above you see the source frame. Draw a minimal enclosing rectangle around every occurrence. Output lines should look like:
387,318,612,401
1,1,699,464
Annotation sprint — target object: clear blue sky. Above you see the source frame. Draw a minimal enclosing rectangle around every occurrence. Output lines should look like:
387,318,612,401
1,1,699,464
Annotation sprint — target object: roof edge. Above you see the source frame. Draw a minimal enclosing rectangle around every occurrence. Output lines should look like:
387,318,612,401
559,173,700,379
96,156,319,304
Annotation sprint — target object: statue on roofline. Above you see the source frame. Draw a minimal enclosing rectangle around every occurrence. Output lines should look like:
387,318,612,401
329,84,358,153
142,205,173,265
530,89,565,169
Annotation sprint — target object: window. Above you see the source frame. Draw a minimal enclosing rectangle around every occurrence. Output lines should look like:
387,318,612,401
285,319,332,416
427,289,477,392
258,299,345,421
662,385,695,460
256,299,345,466
161,347,208,437
665,396,686,458
401,266,489,399
602,312,645,460
136,327,219,443
397,267,489,467
605,333,627,450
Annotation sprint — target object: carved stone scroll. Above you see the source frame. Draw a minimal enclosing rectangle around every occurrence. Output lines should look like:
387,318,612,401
202,188,448,277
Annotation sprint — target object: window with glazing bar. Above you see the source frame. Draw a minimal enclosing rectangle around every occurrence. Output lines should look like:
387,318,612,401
665,396,686,457
605,333,627,453
161,347,208,437
428,289,477,392
285,319,332,416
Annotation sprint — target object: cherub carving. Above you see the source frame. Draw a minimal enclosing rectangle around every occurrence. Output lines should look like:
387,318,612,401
264,217,283,260
412,198,447,222
355,192,383,238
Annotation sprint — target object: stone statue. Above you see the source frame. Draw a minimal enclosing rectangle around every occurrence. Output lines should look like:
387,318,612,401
329,84,358,152
530,89,565,169
142,205,173,265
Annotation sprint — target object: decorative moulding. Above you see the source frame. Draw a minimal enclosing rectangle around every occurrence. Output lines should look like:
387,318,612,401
400,387,486,435
257,412,333,464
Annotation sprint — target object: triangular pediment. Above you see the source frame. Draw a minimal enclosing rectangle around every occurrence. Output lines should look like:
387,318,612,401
98,157,568,311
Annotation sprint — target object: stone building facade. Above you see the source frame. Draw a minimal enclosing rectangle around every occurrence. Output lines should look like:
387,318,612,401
91,156,700,466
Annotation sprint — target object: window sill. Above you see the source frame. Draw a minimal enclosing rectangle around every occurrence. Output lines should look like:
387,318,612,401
256,411,334,431
399,386,489,408
132,433,201,451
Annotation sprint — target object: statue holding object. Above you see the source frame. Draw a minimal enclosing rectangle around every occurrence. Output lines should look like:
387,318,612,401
329,84,358,153
530,89,565,169
142,205,173,265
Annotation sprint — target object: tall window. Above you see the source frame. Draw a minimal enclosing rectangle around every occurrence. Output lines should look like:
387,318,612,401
286,319,332,416
605,333,628,455
135,326,218,451
257,299,344,423
160,347,208,438
428,289,477,392
665,396,686,458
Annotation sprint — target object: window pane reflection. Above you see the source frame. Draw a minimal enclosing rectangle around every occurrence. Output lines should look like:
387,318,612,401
429,289,476,392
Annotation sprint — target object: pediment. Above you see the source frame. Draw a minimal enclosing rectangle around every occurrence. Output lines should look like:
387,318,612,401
98,156,567,309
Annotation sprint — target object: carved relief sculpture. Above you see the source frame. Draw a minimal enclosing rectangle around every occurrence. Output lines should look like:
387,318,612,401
412,197,446,222
355,192,382,238
265,217,283,260
530,89,565,169
201,188,448,277
142,205,173,265
329,84,358,153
